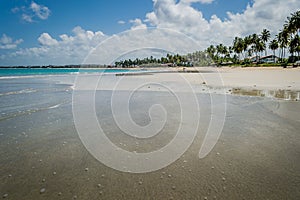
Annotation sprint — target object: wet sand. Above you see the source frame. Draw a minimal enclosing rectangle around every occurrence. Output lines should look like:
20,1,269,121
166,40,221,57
1,68,300,199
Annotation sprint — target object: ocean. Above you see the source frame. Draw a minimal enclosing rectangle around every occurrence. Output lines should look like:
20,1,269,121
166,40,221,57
0,68,140,77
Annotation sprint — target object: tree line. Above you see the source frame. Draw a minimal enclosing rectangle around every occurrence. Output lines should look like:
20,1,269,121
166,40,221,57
115,54,191,67
116,10,299,67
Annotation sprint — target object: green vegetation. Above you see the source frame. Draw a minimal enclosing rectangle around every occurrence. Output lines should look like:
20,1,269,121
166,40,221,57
205,10,299,66
115,54,191,68
116,10,300,68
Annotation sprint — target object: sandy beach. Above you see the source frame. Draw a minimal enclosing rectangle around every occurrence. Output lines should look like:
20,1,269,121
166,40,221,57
0,67,300,199
194,66,300,90
94,67,300,101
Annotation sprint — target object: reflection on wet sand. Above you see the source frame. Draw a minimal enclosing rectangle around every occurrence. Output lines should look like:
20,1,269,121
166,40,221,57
231,88,300,101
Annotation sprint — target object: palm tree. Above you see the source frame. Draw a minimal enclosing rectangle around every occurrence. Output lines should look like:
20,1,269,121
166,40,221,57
287,10,300,36
247,47,253,58
216,44,225,62
286,11,300,60
277,29,289,61
256,39,266,58
206,45,215,56
243,35,252,58
220,45,228,58
289,35,300,58
206,45,216,62
233,37,244,61
249,34,265,62
228,46,233,55
260,29,271,56
221,45,229,61
250,34,260,62
269,39,279,62
167,54,176,63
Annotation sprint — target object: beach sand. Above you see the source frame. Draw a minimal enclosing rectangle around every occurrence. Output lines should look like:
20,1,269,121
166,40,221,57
0,67,300,199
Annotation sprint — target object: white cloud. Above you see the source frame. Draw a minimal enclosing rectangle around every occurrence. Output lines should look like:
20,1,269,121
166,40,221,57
22,14,33,23
30,1,51,20
129,19,147,30
11,7,20,13
0,34,23,49
85,28,200,65
144,0,300,47
180,0,214,4
12,1,50,23
2,27,108,65
118,20,126,25
38,33,58,46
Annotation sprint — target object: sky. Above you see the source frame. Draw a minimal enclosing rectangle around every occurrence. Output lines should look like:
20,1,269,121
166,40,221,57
0,0,299,66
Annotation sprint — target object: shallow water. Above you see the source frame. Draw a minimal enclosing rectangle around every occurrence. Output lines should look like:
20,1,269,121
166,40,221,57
0,68,143,77
0,75,300,199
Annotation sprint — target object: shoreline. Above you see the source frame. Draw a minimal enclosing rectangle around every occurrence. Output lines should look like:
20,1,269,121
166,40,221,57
0,65,297,69
1,66,299,101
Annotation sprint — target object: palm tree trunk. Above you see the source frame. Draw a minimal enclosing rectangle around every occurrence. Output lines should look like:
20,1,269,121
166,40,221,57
255,51,258,63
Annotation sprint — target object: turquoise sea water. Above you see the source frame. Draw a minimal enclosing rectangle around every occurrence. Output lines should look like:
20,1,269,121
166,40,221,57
0,68,139,77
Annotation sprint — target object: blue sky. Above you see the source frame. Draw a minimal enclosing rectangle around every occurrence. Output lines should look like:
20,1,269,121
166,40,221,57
1,0,250,47
1,0,152,48
0,0,298,65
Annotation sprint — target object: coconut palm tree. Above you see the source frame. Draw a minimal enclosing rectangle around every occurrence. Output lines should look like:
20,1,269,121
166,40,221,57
289,35,300,58
216,44,222,57
277,29,289,61
249,34,265,62
206,45,216,60
243,35,252,58
269,39,279,62
260,29,271,56
286,11,300,60
216,44,225,62
250,34,260,62
256,39,266,58
233,37,244,61
221,45,228,59
287,10,300,36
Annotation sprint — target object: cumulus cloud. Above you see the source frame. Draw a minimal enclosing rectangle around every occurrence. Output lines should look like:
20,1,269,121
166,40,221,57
38,33,58,46
85,28,200,65
12,1,50,22
2,27,108,65
0,34,23,49
145,0,300,47
129,18,147,30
